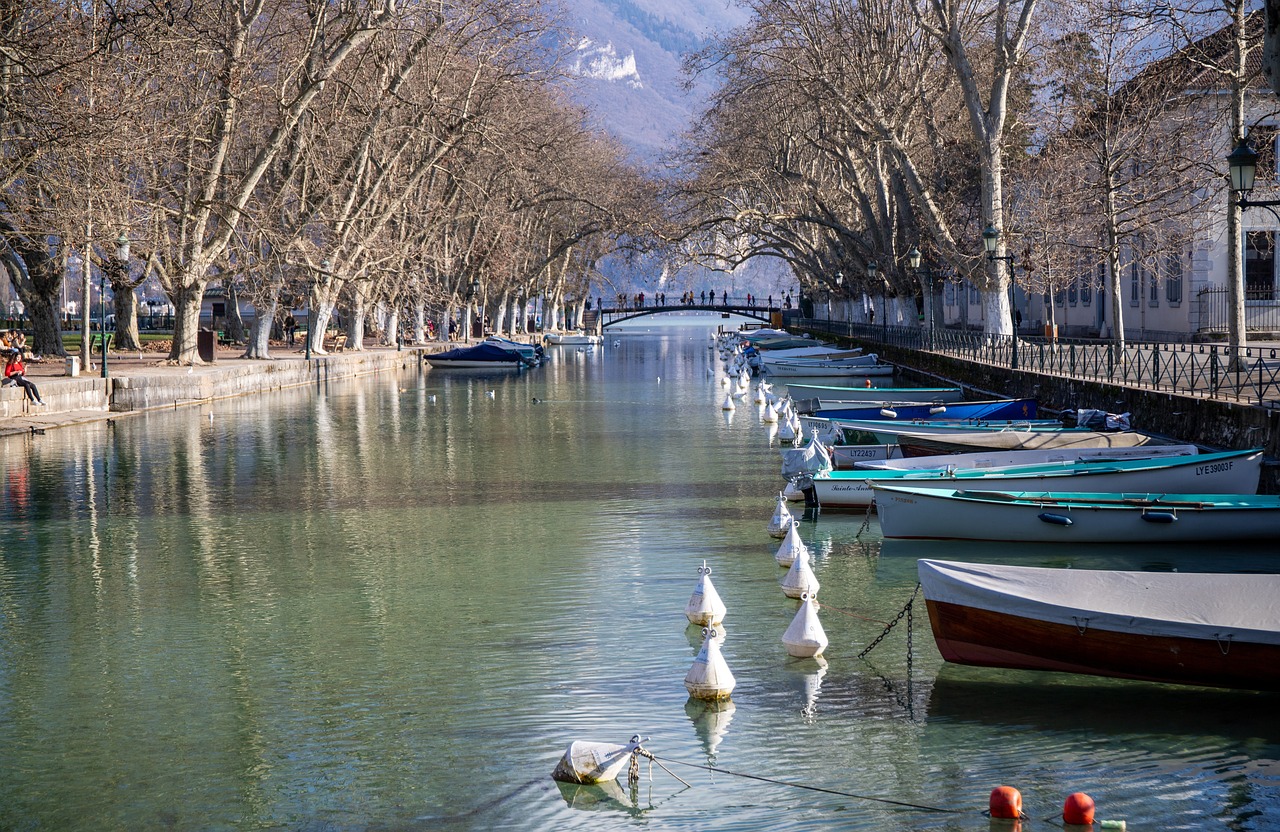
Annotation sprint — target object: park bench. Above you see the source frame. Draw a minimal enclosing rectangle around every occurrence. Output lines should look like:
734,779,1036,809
88,332,113,354
329,334,348,352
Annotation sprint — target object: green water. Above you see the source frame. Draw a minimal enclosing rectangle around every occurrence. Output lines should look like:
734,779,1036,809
1,328,1278,830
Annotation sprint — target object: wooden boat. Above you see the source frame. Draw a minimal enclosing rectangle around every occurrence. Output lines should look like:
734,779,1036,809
893,428,1163,457
829,443,903,467
545,331,602,346
854,443,1200,471
785,383,964,403
810,398,1037,421
811,449,1261,508
834,417,1068,444
762,357,892,378
425,343,533,368
873,482,1280,542
917,558,1280,691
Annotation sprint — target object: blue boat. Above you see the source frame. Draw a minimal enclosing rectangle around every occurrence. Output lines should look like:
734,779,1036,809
425,343,534,369
812,398,1038,421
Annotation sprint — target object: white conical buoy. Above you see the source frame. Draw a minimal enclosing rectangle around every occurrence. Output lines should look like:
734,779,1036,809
778,418,796,443
762,400,778,423
721,393,736,411
685,627,736,700
766,492,793,538
774,520,810,567
685,561,727,626
783,592,829,658
781,543,820,598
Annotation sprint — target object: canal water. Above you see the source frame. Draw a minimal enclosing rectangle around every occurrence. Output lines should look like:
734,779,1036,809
1,324,1277,830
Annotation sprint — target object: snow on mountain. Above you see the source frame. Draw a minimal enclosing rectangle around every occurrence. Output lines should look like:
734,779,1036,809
558,0,749,163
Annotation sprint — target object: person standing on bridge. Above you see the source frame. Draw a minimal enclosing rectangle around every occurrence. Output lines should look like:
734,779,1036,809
722,290,728,306
700,291,706,304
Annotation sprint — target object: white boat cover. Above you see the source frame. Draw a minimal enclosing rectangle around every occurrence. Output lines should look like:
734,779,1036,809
918,559,1280,644
781,431,832,479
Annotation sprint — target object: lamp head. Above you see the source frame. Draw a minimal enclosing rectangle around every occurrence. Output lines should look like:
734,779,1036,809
866,261,877,280
835,271,843,286
1228,139,1258,194
982,224,1000,255
115,232,130,261
908,247,922,270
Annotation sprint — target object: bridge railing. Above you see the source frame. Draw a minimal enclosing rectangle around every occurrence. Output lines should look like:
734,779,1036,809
789,314,1280,406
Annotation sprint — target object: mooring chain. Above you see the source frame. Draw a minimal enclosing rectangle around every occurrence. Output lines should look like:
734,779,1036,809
857,582,921,659
854,501,875,538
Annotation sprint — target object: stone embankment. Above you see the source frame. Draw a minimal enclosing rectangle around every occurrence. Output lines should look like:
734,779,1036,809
0,343,455,437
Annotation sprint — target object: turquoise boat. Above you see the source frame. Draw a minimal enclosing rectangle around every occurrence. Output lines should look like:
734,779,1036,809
810,448,1262,508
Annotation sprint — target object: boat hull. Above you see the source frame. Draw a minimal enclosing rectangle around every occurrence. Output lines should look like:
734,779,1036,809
810,398,1036,421
545,333,602,345
424,358,524,368
764,362,894,378
814,450,1261,508
875,485,1280,542
854,443,1200,471
896,430,1159,456
786,384,964,403
918,560,1280,691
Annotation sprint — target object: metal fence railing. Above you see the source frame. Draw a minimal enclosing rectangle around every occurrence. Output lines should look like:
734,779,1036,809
790,315,1280,406
1197,286,1280,335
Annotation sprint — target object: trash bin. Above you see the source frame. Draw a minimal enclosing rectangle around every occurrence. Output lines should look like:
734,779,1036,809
65,355,80,377
197,328,216,363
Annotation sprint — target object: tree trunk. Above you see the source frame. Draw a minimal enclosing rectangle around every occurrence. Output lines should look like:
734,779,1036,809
3,243,67,358
413,300,426,344
493,290,508,335
167,280,208,364
224,281,246,343
347,285,366,351
244,298,277,359
111,278,142,351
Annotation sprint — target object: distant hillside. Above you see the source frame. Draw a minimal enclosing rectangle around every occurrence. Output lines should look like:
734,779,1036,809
557,0,795,298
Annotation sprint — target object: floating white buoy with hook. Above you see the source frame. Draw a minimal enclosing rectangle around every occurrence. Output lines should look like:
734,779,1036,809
685,627,736,701
762,400,778,423
780,542,819,598
551,734,646,784
777,418,796,443
685,560,727,626
721,393,736,411
774,520,810,567
783,592,829,658
766,492,793,538
752,386,766,405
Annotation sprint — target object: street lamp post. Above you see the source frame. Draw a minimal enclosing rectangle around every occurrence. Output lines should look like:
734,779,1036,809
983,224,1018,370
866,261,885,341
909,247,935,352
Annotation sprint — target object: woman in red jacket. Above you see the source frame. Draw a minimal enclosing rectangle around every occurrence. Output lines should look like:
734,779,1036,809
4,334,45,406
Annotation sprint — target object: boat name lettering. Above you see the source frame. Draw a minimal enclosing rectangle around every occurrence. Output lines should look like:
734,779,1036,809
831,484,870,492
1194,461,1233,476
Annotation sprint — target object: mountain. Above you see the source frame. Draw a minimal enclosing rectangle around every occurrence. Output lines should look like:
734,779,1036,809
556,0,796,298
557,0,750,163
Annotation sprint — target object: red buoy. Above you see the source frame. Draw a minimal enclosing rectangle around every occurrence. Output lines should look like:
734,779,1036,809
864,378,872,388
1063,792,1095,825
989,785,1023,819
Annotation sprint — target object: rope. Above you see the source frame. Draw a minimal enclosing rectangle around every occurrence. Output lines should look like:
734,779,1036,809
649,754,962,814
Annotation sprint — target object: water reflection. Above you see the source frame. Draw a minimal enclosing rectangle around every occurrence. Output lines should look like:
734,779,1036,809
685,698,736,760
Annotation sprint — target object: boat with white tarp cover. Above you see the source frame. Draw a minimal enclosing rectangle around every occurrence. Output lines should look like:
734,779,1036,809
917,558,1280,690
873,483,1280,542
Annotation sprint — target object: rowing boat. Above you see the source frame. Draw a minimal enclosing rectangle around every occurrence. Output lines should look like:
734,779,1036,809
873,481,1280,542
785,384,964,403
917,558,1280,691
810,448,1261,508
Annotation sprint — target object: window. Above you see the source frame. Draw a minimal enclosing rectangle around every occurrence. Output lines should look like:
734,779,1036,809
1164,253,1182,305
1246,231,1276,301
1149,260,1159,307
1129,256,1140,306
944,282,955,307
1068,280,1078,306
969,283,979,304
